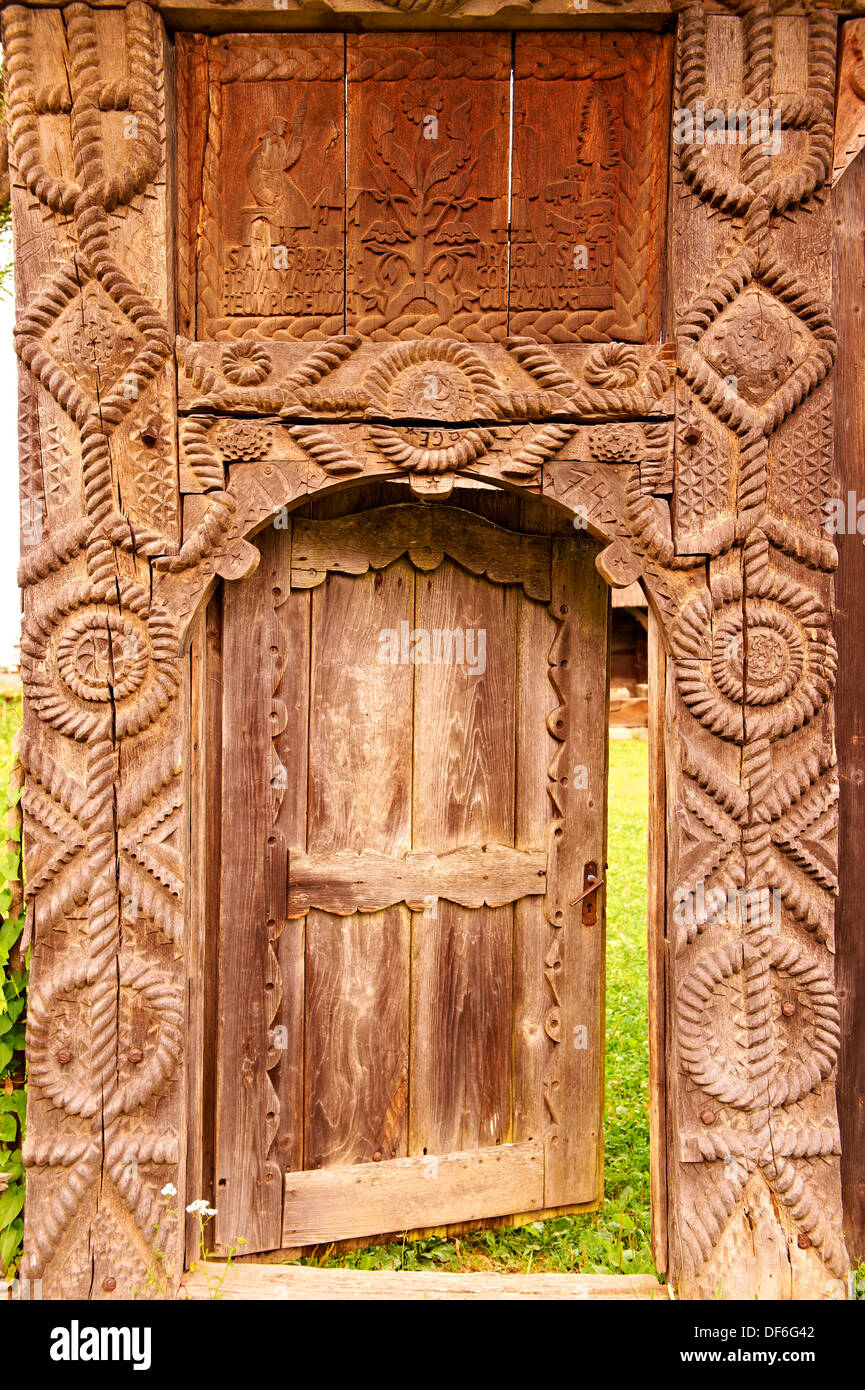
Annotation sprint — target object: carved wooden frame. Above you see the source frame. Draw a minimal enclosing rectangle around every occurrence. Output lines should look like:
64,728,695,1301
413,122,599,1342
3,0,857,1299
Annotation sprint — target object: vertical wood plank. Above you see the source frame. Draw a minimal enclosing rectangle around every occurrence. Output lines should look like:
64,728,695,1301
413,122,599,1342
832,146,865,1264
513,585,557,1152
270,524,308,1178
215,536,283,1252
304,911,410,1169
185,595,223,1260
647,608,668,1274
303,563,414,1169
543,537,609,1207
410,560,516,1156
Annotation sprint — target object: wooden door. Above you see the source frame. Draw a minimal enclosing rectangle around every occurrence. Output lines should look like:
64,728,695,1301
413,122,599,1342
213,487,609,1252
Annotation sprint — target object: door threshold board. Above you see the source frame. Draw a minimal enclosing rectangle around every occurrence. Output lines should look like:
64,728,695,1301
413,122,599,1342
179,1264,666,1301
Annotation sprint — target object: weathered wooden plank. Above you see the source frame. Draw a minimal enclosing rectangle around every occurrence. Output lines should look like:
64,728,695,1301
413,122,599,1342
647,609,668,1275
306,563,414,855
288,845,546,915
410,558,516,1157
182,1264,667,1303
542,537,608,1208
185,596,222,1260
215,529,284,1253
510,32,672,342
832,143,865,1264
304,910,410,1172
268,524,307,1180
346,33,511,340
291,505,552,599
513,587,557,1159
303,561,414,1173
283,1143,544,1247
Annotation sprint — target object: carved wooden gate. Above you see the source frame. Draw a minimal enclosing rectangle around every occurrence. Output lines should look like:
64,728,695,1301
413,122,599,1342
5,0,855,1300
213,492,608,1253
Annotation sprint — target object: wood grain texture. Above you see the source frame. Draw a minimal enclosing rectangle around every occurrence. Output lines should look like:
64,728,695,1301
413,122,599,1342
304,560,413,1174
288,845,546,915
832,143,865,1264
214,525,284,1253
542,537,608,1206
303,910,410,1172
182,1264,666,1302
410,558,516,1156
283,1143,544,1247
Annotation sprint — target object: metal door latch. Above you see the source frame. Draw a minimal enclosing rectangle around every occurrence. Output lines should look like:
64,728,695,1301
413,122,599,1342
570,862,604,925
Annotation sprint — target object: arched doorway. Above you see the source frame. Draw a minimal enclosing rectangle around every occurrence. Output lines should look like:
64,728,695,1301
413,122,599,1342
206,480,610,1255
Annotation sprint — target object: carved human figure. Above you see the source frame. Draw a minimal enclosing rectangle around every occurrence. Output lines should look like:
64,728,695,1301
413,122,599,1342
246,105,311,235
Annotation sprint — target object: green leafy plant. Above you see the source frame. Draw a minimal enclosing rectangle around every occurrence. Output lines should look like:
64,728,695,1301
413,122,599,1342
0,696,25,1286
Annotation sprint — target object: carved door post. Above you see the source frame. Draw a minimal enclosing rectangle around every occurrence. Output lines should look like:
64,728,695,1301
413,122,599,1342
3,0,852,1300
664,6,848,1297
4,2,187,1296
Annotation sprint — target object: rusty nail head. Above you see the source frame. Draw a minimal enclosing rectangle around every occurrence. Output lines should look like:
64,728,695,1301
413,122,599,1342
102,1276,116,1292
128,1047,144,1064
700,1108,715,1126
781,1001,796,1017
56,1047,72,1065
797,1233,811,1250
372,1150,383,1162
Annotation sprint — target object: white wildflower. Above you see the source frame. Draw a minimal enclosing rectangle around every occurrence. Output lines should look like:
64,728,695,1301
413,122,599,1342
186,1199,209,1214
161,1183,177,1198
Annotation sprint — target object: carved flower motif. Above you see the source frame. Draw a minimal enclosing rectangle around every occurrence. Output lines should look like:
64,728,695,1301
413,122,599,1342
217,421,271,463
401,83,443,125
587,423,644,463
220,342,273,386
584,343,641,390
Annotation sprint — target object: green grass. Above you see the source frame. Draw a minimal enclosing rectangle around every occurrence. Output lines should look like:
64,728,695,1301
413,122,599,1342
305,738,654,1277
0,693,24,1283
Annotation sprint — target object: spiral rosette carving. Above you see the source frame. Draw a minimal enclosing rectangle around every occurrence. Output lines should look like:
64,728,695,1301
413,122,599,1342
21,581,182,742
672,574,836,744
